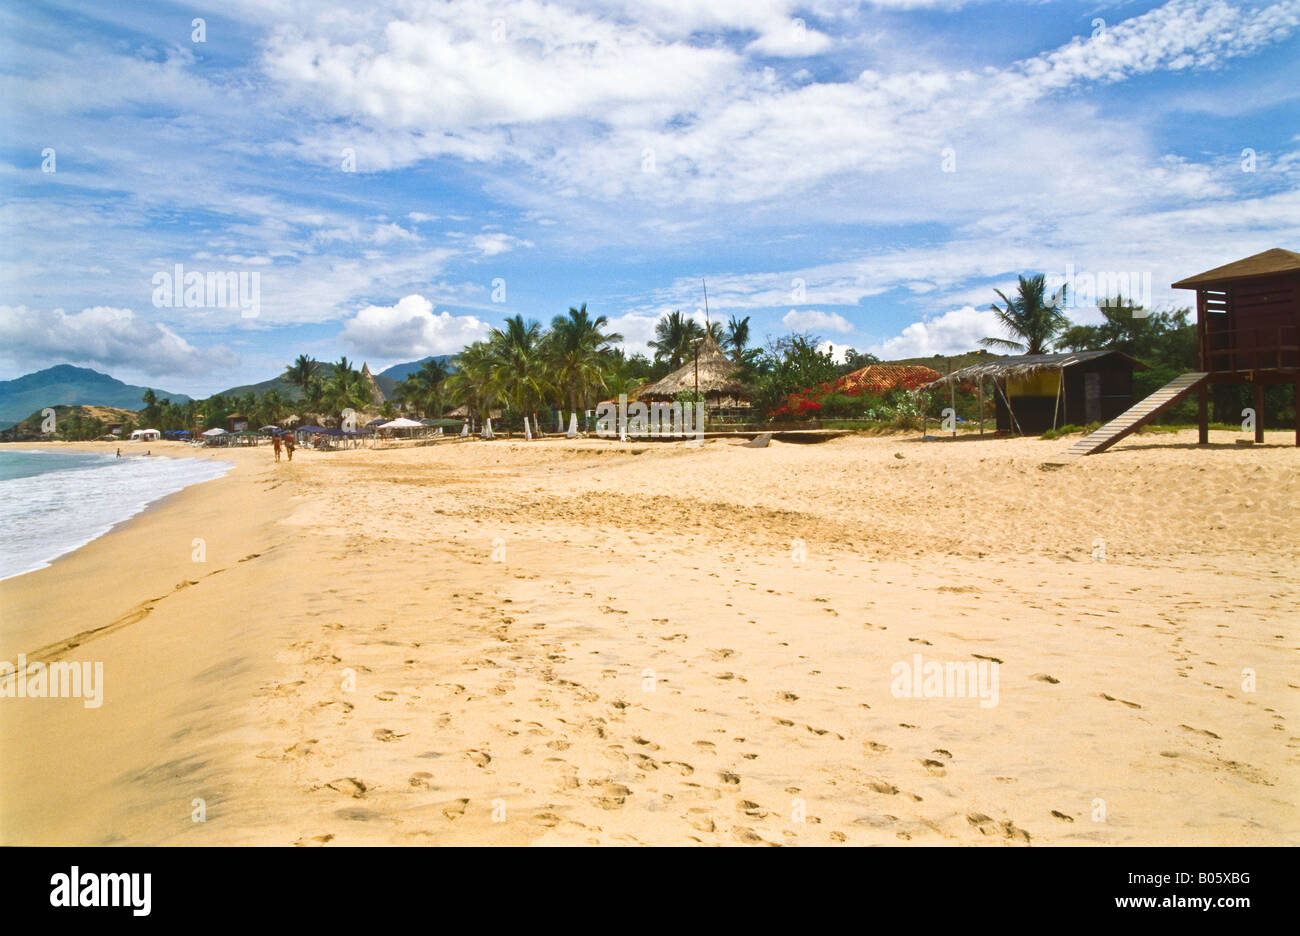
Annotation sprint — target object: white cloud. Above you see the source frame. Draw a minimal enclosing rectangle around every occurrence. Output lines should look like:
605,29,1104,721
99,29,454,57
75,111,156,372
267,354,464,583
871,305,999,359
603,310,661,356
817,340,851,363
339,294,490,357
471,233,533,256
783,308,854,333
0,305,236,376
371,223,419,245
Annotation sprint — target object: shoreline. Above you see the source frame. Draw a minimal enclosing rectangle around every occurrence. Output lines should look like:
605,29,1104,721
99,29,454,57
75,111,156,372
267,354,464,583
2,431,1296,845
1,444,235,584
0,441,300,844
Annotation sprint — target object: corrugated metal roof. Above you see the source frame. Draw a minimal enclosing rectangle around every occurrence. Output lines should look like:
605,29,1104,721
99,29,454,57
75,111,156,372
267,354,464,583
921,349,1146,387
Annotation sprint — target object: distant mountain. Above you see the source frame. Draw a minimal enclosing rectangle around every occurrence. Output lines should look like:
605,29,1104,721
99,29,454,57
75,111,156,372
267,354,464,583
0,365,191,428
210,355,452,403
378,355,454,382
214,363,392,401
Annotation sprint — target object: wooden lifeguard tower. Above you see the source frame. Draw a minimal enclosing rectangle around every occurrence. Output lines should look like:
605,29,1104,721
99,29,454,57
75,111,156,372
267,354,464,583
1172,248,1300,446
1046,248,1298,461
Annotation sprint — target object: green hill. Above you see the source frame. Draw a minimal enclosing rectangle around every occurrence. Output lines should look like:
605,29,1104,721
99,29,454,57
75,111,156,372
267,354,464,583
214,364,398,401
0,365,190,428
886,349,1001,373
213,356,453,402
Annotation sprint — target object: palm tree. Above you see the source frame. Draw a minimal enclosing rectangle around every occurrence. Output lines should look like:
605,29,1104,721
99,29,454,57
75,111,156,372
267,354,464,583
325,359,368,420
397,357,452,417
303,376,326,415
446,341,500,424
650,310,703,369
488,315,549,417
725,315,751,361
547,304,622,415
259,389,288,426
980,274,1068,355
283,354,319,398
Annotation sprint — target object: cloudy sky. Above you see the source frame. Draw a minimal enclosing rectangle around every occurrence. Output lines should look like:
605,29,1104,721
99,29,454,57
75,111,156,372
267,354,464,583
1,0,1297,395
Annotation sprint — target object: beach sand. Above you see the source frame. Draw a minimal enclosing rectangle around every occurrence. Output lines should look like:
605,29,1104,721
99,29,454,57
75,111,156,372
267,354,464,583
1,430,1296,846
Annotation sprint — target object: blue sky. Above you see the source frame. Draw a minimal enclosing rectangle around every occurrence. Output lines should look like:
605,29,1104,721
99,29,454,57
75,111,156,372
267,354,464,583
1,0,1297,396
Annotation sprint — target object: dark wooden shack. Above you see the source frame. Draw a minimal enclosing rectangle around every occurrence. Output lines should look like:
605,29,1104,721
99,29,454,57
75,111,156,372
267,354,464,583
924,350,1145,435
1172,248,1300,444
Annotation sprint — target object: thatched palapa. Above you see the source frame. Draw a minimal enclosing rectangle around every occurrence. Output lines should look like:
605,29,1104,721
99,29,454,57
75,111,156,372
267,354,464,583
636,332,750,406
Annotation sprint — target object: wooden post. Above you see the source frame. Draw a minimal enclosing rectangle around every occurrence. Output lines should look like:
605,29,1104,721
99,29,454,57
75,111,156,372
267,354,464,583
1253,380,1265,443
1294,379,1299,447
950,379,956,437
1198,383,1209,445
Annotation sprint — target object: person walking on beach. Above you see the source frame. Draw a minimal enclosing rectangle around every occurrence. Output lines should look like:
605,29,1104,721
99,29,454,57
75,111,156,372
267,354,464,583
284,433,295,461
272,432,282,462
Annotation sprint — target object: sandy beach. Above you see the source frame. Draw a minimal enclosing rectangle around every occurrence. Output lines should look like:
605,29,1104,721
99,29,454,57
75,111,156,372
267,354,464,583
1,431,1296,846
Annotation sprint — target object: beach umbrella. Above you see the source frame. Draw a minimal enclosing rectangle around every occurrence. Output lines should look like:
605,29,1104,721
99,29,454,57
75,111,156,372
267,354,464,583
378,417,424,429
201,427,226,437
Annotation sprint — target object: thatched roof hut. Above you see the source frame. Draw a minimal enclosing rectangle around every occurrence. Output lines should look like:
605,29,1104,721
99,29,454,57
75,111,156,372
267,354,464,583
637,332,749,406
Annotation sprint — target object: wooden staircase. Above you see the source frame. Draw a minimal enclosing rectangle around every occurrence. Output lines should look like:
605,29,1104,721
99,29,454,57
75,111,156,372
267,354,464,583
1047,372,1208,463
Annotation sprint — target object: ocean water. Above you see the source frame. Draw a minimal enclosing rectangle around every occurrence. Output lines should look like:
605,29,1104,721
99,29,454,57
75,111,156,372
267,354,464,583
0,449,231,581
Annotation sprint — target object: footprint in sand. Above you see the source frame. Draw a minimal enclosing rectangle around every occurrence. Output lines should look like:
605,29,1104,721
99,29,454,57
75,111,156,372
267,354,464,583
967,813,1030,842
325,777,367,798
409,772,433,788
731,826,774,846
686,809,715,833
719,771,741,787
442,798,469,820
1031,674,1060,684
283,739,318,759
596,782,632,809
920,759,946,776
466,750,492,768
373,728,407,743
1100,693,1142,709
